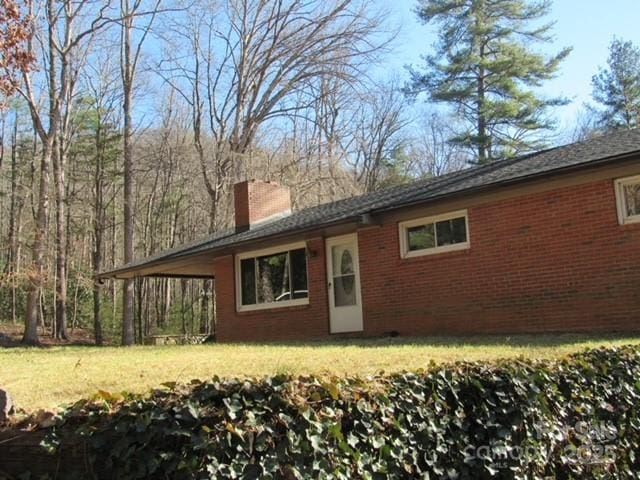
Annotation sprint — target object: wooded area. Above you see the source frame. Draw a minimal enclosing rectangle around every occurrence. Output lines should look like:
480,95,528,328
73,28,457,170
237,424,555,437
0,0,638,345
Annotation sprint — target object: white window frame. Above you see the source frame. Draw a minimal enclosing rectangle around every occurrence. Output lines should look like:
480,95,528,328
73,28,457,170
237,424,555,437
399,210,470,259
235,241,309,312
615,175,640,225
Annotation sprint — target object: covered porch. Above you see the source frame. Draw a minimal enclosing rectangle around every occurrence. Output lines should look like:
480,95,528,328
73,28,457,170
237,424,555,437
98,250,217,342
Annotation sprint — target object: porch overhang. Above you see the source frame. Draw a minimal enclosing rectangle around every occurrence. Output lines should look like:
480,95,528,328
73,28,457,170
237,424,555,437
97,251,216,280
98,216,364,282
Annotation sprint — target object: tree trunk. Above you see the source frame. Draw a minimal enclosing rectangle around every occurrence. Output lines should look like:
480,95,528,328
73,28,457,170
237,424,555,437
22,0,63,345
135,277,145,342
11,127,25,326
180,279,187,335
121,7,135,346
92,121,105,346
52,141,68,340
92,260,104,345
7,112,20,276
22,144,53,345
7,118,20,324
475,1,488,164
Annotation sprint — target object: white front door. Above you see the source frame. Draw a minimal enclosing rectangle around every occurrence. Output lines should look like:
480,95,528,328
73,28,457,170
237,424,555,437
326,234,363,333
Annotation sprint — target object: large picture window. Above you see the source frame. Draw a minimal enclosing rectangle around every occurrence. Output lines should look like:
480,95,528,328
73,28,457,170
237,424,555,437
399,210,470,258
615,175,640,225
236,243,308,311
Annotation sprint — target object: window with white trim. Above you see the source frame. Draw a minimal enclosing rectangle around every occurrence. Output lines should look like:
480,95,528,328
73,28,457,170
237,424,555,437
399,210,469,258
615,175,640,225
236,243,308,311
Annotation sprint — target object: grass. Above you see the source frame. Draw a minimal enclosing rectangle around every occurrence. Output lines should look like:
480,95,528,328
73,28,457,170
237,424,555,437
2,334,640,412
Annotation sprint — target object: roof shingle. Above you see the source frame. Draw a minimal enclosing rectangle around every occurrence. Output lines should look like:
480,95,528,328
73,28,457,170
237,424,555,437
102,128,640,277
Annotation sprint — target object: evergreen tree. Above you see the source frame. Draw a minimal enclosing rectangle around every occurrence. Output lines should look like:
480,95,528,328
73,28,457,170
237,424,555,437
592,38,640,130
376,144,415,190
407,0,571,163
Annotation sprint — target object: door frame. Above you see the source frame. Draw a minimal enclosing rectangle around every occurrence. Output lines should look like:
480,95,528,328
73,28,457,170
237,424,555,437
325,233,364,333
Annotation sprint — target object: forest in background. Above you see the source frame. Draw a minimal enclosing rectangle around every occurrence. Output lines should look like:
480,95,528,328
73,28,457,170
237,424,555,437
0,0,638,345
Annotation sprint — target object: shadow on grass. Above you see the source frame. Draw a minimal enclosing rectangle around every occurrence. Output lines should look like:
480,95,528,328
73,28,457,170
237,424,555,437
3,323,638,350
0,324,102,349
222,333,640,350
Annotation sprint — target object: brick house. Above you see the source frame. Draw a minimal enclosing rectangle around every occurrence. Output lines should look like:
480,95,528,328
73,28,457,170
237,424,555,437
101,130,640,341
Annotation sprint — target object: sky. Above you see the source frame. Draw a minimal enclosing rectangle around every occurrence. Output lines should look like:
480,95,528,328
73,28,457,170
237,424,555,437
383,0,640,135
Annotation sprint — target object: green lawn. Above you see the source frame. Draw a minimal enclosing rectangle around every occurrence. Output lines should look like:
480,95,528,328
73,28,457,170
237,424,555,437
2,334,640,412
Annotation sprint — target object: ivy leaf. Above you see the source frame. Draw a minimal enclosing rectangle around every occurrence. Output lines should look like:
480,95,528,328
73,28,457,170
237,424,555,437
241,463,262,479
323,381,341,400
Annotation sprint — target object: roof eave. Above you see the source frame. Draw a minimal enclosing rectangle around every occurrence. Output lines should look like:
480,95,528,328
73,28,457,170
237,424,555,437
97,217,362,280
372,149,640,215
98,148,640,280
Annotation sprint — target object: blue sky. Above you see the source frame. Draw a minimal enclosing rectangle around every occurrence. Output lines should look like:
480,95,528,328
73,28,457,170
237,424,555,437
384,0,640,132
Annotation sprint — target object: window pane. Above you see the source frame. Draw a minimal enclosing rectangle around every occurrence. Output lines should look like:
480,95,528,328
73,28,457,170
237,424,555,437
330,244,357,306
334,274,356,306
407,224,435,251
435,217,467,246
290,248,308,299
257,252,290,303
623,183,640,217
240,258,256,306
331,244,355,274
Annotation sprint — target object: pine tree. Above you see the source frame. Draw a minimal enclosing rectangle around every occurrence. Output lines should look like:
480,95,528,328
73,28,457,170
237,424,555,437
407,0,571,163
592,38,640,130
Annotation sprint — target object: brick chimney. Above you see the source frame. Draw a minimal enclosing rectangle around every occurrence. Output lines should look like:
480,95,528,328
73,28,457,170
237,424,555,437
234,180,292,232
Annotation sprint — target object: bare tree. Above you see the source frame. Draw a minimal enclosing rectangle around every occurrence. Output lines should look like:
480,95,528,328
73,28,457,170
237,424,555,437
570,105,602,142
162,0,389,227
349,81,409,192
0,0,415,343
119,0,163,345
408,110,468,178
17,1,71,344
17,0,117,344
3,106,28,325
79,55,122,345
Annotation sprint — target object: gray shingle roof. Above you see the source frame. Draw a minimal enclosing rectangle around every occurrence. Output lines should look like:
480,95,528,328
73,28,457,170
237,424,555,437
101,128,640,277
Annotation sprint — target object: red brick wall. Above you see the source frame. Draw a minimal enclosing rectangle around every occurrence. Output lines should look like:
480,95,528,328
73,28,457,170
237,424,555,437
215,238,329,341
359,179,640,335
234,180,291,231
215,178,640,341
